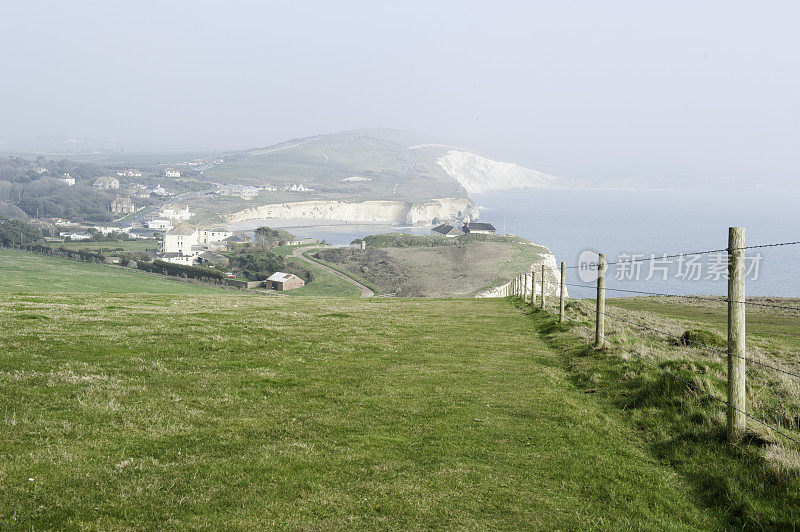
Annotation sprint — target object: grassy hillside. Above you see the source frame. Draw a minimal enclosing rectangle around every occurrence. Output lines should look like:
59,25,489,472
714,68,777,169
0,249,224,295
518,295,800,527
200,129,468,204
316,234,553,297
0,289,721,529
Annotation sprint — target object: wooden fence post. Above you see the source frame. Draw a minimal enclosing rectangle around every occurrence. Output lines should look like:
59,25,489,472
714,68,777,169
559,261,566,323
595,253,606,348
540,264,546,309
728,227,746,444
523,273,528,303
530,269,536,306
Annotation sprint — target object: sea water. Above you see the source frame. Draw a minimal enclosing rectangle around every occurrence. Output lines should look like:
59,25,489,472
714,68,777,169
473,189,800,297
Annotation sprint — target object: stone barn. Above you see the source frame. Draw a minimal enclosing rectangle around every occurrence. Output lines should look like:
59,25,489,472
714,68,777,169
266,272,305,291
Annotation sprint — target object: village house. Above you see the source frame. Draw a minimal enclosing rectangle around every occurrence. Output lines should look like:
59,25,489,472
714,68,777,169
165,169,181,178
92,224,132,235
265,272,305,291
159,204,192,221
462,222,497,235
162,224,199,254
158,224,237,264
200,227,232,250
63,232,91,241
110,196,136,215
146,219,173,230
431,223,463,238
224,234,251,245
116,169,142,177
93,176,120,190
59,173,75,186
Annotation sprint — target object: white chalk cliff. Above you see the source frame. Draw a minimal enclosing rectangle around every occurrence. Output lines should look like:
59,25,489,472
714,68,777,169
224,198,479,225
436,150,563,193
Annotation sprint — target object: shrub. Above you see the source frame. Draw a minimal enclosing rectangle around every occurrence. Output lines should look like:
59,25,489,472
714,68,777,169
679,329,727,349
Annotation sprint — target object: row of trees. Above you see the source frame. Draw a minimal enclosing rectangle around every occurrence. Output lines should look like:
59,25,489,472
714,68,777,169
137,260,228,283
0,219,43,246
0,178,115,221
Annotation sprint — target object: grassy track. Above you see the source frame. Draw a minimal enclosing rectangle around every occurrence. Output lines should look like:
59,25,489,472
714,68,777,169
0,286,717,527
0,249,224,294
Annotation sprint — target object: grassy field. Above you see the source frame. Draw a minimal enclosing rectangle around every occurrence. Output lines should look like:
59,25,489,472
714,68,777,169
0,254,726,528
517,295,800,527
0,249,224,295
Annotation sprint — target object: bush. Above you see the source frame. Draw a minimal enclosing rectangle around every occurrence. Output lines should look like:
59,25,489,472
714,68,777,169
679,329,727,349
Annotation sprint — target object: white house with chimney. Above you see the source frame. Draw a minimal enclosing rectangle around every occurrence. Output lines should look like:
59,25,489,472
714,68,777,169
159,204,191,221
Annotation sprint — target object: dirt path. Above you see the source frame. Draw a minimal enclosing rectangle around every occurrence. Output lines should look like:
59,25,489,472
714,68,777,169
293,246,374,297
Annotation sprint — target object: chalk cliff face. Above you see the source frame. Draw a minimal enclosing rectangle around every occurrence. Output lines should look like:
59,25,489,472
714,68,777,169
436,150,564,193
223,198,479,225
475,252,567,299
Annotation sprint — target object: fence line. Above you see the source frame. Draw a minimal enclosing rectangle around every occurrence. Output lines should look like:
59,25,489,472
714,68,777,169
504,228,800,447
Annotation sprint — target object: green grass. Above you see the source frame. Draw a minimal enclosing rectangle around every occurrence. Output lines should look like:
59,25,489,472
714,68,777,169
0,292,719,529
283,254,360,297
301,249,382,294
519,296,800,528
0,249,224,295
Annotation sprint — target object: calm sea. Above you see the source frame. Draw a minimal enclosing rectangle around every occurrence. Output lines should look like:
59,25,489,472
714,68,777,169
473,189,800,298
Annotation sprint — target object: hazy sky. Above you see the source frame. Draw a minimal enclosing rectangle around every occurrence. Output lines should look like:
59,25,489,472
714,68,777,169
1,1,798,183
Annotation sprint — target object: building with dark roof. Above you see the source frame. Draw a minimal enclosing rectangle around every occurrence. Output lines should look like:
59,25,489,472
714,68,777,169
462,222,496,234
431,224,463,238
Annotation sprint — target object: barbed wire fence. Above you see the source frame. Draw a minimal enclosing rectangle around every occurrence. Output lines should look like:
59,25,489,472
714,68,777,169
503,228,800,447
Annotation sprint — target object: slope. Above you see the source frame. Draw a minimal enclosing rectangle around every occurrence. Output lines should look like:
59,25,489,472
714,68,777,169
0,249,226,295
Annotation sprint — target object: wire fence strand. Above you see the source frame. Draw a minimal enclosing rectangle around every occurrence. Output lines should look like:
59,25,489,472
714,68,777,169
566,320,800,446
566,300,800,380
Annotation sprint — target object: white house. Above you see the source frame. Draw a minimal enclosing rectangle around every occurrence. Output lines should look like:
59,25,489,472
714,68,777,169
146,219,173,230
151,184,168,196
59,173,75,186
157,224,237,265
116,169,142,177
165,169,181,178
94,176,120,189
63,232,91,241
200,227,232,250
162,224,200,255
159,204,191,221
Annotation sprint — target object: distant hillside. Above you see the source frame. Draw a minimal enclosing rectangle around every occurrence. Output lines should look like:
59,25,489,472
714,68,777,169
194,129,577,223
0,130,580,224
